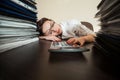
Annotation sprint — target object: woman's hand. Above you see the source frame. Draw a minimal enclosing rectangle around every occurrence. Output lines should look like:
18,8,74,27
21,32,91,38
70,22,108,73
67,35,95,46
39,35,61,41
66,37,86,47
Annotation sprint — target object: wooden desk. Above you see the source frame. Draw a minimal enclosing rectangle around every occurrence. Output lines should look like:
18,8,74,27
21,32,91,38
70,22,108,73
0,40,120,80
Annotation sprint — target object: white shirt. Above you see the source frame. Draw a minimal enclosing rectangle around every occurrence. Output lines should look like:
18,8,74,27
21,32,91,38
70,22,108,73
60,19,95,39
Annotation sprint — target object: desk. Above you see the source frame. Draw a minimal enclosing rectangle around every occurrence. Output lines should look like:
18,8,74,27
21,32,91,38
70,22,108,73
0,40,120,80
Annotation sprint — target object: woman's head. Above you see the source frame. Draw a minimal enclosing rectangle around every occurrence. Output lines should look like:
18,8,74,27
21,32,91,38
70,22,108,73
37,17,52,35
37,17,62,36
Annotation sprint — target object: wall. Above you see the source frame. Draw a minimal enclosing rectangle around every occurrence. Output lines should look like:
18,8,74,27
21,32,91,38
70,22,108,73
36,0,101,32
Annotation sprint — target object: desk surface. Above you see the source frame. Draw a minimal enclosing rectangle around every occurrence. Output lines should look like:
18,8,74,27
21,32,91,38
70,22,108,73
0,40,120,80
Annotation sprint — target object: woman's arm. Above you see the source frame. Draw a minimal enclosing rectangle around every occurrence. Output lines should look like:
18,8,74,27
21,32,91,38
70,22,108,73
67,34,96,46
39,35,61,41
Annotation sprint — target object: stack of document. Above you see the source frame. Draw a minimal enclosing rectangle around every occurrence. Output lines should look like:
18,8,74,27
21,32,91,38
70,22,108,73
0,0,38,53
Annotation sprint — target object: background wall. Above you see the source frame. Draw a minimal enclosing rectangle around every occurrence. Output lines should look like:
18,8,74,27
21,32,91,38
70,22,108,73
36,0,101,32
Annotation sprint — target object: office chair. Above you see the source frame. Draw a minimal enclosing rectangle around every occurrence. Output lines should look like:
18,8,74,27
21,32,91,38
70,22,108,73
81,21,94,31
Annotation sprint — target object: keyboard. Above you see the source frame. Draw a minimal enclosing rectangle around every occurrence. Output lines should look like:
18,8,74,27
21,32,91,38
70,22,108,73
48,41,89,53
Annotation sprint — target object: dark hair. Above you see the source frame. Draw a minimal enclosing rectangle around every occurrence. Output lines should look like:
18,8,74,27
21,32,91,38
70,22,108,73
36,17,52,36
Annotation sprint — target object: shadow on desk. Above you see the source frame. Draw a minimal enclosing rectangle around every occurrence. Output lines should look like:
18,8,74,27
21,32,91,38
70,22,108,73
49,52,87,63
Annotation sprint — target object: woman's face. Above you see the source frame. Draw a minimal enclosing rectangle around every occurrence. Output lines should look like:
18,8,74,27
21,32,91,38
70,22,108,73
42,20,62,36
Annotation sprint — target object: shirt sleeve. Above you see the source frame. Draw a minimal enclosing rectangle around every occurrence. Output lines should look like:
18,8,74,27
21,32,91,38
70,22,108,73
60,19,96,38
73,22,96,37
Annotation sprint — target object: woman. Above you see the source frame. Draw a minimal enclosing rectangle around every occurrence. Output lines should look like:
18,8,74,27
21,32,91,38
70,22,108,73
37,17,96,46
